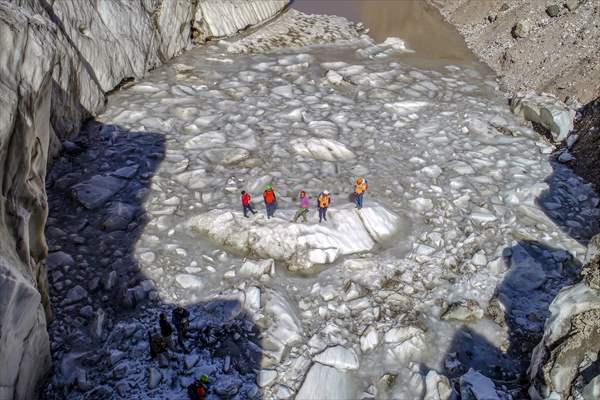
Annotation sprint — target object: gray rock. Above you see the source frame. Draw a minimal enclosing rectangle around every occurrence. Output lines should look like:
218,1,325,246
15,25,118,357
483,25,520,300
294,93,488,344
83,385,114,400
112,363,128,379
558,150,575,163
582,375,600,400
214,376,242,398
72,175,127,209
90,309,106,340
565,0,581,11
184,354,199,369
460,369,499,400
47,251,75,267
512,20,531,38
111,165,139,179
103,271,117,291
101,202,137,231
79,305,94,319
109,350,126,366
64,285,88,305
148,368,162,389
546,4,561,17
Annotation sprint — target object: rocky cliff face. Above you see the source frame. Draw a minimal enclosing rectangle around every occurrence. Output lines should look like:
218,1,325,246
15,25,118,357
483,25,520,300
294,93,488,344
0,1,288,399
428,0,600,104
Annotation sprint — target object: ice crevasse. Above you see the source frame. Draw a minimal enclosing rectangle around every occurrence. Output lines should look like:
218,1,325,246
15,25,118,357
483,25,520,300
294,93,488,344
189,203,403,270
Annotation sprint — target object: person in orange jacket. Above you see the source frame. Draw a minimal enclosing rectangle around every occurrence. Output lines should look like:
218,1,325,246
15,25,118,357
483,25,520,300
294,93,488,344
354,178,368,209
263,184,277,219
317,191,331,223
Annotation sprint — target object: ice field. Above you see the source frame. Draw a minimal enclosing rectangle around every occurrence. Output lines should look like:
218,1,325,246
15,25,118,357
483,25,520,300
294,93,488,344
43,34,599,399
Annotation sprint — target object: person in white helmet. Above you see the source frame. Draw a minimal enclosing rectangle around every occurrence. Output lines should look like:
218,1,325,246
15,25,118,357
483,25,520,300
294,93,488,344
317,190,331,223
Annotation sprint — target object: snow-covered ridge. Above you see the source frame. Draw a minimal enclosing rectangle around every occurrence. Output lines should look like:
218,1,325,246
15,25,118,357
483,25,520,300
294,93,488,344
189,203,403,271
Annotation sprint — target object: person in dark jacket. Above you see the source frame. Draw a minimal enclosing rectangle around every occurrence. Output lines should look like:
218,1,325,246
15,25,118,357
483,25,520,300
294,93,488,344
159,313,173,346
172,306,190,351
148,330,167,358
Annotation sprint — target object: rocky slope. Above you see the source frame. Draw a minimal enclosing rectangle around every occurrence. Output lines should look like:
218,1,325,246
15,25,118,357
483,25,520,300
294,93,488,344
0,1,288,399
428,0,600,104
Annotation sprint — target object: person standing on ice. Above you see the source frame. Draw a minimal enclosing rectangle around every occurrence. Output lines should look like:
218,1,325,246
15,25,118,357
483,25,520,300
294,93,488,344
159,313,173,346
240,190,257,218
187,375,209,400
263,184,277,219
293,190,310,223
172,306,189,351
317,191,331,223
354,178,368,209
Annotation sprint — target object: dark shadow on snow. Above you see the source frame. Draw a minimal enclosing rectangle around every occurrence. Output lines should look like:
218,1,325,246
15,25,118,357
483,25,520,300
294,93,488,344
442,240,582,395
42,120,263,399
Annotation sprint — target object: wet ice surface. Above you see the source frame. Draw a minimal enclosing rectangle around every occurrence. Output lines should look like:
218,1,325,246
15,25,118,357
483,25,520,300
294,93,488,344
44,40,599,399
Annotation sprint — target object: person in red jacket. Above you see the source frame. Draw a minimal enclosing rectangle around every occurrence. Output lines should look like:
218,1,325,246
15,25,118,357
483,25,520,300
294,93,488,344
263,184,277,219
241,191,257,218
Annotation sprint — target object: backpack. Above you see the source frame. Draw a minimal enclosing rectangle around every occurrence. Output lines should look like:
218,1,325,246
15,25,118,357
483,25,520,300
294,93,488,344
264,190,275,204
319,194,330,208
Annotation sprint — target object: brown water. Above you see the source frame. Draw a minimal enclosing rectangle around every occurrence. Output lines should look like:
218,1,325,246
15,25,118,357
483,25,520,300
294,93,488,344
292,0,480,64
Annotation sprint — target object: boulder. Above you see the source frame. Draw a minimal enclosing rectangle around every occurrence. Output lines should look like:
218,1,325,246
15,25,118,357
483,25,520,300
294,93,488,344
546,5,561,17
101,202,137,231
147,368,161,389
71,175,127,209
510,91,575,141
512,20,531,38
565,0,581,11
459,369,500,400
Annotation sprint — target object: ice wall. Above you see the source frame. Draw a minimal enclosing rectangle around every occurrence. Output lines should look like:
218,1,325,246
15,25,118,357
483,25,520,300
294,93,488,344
0,1,289,399
193,0,288,42
0,3,53,399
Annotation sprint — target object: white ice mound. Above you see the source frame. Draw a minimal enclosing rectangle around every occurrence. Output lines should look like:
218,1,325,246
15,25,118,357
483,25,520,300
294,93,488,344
290,138,355,161
189,203,401,270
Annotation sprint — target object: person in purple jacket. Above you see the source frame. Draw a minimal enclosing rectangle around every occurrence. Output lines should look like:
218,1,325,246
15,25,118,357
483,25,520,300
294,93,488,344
293,191,310,223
